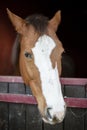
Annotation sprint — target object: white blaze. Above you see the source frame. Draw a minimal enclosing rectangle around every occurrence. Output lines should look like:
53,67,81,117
32,35,65,119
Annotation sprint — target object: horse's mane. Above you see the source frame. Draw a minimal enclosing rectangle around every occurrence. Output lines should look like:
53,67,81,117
12,14,49,70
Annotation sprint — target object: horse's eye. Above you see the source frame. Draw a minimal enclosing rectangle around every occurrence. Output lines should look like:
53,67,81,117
24,52,33,59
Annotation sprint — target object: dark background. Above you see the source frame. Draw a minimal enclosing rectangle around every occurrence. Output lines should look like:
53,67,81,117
0,0,87,77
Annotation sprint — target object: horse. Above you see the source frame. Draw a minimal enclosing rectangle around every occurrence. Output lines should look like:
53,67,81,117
7,8,66,124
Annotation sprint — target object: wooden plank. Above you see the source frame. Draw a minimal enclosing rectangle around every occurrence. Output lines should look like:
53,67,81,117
0,76,87,130
25,84,33,95
0,93,87,108
44,122,63,130
26,104,42,130
0,82,8,130
1,76,87,86
0,76,23,83
8,83,26,130
65,97,87,108
25,84,42,130
85,85,87,130
61,78,87,85
0,93,37,105
64,85,85,130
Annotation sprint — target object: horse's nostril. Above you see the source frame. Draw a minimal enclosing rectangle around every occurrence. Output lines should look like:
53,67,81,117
46,107,52,120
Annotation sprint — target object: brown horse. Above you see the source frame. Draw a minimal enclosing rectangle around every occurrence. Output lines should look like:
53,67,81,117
7,9,66,124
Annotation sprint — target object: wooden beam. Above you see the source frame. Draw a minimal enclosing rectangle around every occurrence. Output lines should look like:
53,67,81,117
0,93,87,108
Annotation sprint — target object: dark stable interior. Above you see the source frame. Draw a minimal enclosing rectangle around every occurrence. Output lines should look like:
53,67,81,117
0,0,87,78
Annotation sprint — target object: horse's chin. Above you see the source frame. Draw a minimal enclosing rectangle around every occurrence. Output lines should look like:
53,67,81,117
42,117,63,125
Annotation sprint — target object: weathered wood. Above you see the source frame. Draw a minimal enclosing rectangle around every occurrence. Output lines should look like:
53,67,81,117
65,97,87,108
0,93,87,108
0,77,87,130
0,93,37,104
44,122,63,130
61,78,87,85
26,104,42,130
8,83,26,130
25,84,32,95
85,85,87,130
0,76,87,85
0,76,23,83
64,85,85,130
0,82,8,130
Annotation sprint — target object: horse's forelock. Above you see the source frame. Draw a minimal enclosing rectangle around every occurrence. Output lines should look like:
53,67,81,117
25,14,48,35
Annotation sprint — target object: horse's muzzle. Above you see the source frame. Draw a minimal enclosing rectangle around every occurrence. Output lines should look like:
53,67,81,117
42,105,66,124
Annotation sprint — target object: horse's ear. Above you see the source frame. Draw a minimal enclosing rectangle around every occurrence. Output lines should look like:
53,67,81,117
7,8,27,34
49,10,61,32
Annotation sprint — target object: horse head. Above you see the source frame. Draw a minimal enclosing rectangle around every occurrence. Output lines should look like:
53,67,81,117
7,8,66,124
